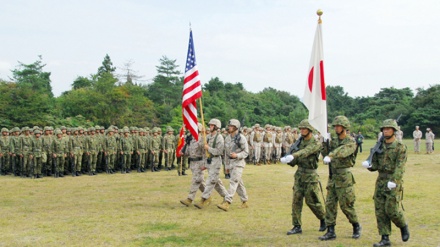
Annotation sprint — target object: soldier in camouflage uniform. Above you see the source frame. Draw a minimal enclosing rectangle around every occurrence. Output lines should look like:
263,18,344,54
52,129,68,177
10,127,21,176
319,116,362,241
150,128,162,172
250,124,263,165
262,124,273,164
274,127,283,162
85,127,100,175
105,127,118,174
217,119,249,211
163,126,176,171
0,128,11,175
282,120,326,235
137,128,147,172
42,126,55,176
69,128,83,176
19,127,33,177
119,128,133,173
180,123,206,207
363,119,410,246
194,119,228,209
30,129,44,178
412,126,422,153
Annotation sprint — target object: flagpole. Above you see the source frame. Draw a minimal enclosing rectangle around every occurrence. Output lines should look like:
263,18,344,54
317,9,323,24
198,98,209,157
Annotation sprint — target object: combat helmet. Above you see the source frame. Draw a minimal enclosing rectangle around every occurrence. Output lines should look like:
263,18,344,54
166,126,174,133
380,119,399,132
55,129,62,135
332,116,351,129
34,129,41,135
298,119,315,132
1,127,9,133
208,118,221,129
228,119,241,129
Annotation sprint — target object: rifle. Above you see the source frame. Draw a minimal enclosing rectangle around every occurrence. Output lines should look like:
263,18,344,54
284,136,303,167
326,139,333,179
364,135,385,167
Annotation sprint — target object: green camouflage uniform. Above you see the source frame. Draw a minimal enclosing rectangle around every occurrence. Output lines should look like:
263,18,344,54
105,131,118,171
321,135,359,226
85,132,100,173
369,133,408,235
290,135,325,227
163,128,176,170
119,132,133,171
69,133,83,174
20,132,33,176
0,130,11,174
31,134,44,176
52,133,68,175
151,130,162,170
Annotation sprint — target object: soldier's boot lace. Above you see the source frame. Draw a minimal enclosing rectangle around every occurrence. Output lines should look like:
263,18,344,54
373,235,391,247
319,225,336,241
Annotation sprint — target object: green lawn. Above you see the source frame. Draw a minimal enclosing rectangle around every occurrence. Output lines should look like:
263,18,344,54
1,139,439,246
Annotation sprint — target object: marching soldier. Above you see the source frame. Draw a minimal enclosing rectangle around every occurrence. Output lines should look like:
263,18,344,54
217,119,249,211
180,123,206,207
363,119,410,246
319,116,362,241
281,120,326,235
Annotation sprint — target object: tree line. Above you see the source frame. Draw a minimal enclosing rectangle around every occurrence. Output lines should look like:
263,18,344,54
1,55,439,139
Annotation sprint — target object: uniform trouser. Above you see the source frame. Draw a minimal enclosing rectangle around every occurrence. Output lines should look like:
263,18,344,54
44,152,52,173
374,180,406,235
122,153,131,170
151,150,159,168
292,181,325,226
202,158,228,199
1,152,10,172
274,144,282,159
253,144,261,162
247,146,253,162
187,160,206,201
177,156,187,172
54,155,65,173
426,142,433,153
225,166,248,203
22,153,30,175
324,182,359,226
73,152,83,172
138,150,146,169
414,140,420,152
97,151,103,171
32,157,43,175
107,153,116,170
263,143,272,161
89,152,97,172
165,149,174,168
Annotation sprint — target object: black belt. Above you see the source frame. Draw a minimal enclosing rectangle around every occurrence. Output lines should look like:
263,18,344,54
189,157,203,161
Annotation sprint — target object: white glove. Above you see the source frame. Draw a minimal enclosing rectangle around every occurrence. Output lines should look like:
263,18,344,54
281,155,294,164
362,161,371,168
323,156,331,164
387,181,396,190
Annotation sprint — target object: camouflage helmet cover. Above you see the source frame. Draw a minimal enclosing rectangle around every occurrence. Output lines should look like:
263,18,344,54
298,119,315,131
332,116,351,129
380,119,399,131
166,126,174,132
208,118,221,129
55,129,62,135
1,127,9,132
228,119,241,129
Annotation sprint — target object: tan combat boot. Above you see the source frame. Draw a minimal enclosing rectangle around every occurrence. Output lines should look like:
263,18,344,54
194,197,211,209
239,201,248,209
217,201,230,211
180,198,192,207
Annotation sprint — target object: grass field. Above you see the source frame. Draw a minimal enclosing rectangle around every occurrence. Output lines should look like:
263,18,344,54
1,139,440,247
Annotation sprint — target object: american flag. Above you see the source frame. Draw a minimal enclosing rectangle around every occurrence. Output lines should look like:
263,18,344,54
182,30,202,140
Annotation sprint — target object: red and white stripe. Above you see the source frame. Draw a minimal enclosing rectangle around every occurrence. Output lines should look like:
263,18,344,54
182,67,202,140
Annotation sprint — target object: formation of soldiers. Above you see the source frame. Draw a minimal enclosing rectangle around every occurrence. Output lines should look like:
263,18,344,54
0,125,188,178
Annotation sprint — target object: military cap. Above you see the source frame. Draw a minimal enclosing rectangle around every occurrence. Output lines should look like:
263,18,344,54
1,127,9,132
298,119,315,131
60,126,67,130
34,129,41,135
166,126,174,132
380,119,399,132
332,116,351,129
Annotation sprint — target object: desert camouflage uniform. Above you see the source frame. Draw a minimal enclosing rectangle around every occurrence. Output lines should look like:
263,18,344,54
184,134,206,201
412,128,422,153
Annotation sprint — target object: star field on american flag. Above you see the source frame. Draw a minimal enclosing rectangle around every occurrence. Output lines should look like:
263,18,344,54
185,38,196,72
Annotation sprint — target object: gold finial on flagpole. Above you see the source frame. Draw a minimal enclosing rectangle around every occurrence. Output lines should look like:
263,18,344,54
317,9,323,24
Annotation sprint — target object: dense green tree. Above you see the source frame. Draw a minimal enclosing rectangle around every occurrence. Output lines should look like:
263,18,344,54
97,54,116,77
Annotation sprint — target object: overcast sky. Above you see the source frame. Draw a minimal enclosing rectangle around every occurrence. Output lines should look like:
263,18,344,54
1,0,439,98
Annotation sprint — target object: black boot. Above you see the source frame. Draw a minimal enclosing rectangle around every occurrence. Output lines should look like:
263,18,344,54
76,171,81,176
319,219,326,232
373,235,391,247
400,224,410,242
178,171,181,176
287,225,302,235
352,223,362,239
182,171,187,176
319,225,336,241
59,173,64,177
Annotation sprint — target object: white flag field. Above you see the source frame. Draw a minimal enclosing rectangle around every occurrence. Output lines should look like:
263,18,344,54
303,20,328,138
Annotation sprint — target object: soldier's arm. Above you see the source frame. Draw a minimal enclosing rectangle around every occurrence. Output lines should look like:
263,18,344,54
294,140,321,158
391,144,407,183
235,135,249,159
208,135,224,156
329,140,357,159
